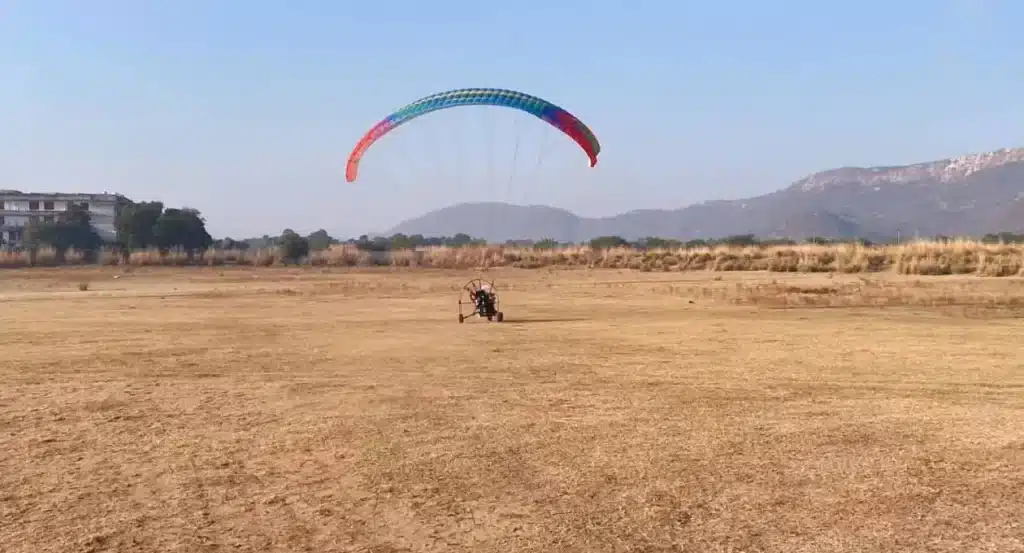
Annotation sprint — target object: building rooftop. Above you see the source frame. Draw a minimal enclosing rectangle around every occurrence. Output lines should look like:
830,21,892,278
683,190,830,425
0,190,130,201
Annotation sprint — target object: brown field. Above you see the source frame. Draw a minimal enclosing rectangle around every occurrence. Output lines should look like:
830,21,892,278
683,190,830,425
1,266,1022,553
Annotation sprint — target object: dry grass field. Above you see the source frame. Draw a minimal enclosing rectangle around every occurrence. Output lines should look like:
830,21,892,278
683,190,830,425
1,266,1022,553
2,239,1023,277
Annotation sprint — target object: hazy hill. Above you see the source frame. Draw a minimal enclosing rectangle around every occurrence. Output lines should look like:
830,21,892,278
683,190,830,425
387,147,1024,242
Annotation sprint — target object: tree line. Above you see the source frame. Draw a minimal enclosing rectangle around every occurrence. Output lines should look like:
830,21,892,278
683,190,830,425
13,200,214,263
223,230,1024,262
10,197,1024,265
214,231,490,264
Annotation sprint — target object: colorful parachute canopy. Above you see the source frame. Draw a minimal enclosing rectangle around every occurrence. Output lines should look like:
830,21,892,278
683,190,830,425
345,87,600,182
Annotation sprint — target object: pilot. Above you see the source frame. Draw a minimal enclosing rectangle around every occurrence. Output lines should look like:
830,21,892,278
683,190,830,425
474,289,489,310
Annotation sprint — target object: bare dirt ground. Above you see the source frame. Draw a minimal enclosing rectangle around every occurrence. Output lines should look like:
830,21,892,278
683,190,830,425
1,267,1022,553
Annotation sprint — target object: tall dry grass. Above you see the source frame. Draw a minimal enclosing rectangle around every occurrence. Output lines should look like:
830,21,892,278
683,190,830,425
1,239,1022,276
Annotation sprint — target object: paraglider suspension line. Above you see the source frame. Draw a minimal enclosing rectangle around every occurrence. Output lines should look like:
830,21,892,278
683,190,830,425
530,127,549,185
504,114,521,199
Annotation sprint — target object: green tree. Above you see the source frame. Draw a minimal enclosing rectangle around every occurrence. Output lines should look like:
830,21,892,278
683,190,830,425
760,237,797,246
153,207,213,258
719,234,759,247
254,235,278,249
589,235,629,249
639,237,683,249
389,233,415,250
533,238,559,249
116,201,164,253
216,237,249,250
25,204,103,263
354,235,390,252
278,228,310,264
448,233,475,247
982,232,1024,244
306,229,336,251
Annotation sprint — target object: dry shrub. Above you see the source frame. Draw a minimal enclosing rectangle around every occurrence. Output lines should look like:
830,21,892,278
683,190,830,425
0,239,1022,276
701,277,1024,311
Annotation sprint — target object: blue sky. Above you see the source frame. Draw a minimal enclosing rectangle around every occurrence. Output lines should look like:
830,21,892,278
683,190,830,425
2,0,1022,238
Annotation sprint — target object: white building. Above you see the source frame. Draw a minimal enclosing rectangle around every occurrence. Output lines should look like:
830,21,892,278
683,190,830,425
0,190,130,247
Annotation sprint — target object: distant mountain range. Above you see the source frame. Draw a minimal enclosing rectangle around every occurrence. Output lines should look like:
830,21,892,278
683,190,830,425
387,147,1024,242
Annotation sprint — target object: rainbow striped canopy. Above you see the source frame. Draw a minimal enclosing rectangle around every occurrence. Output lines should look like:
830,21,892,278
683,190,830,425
345,87,600,182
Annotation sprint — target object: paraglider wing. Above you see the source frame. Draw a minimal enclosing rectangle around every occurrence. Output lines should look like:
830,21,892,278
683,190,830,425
345,87,601,182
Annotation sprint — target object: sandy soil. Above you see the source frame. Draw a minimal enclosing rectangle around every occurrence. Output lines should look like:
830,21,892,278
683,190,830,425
1,267,1022,552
